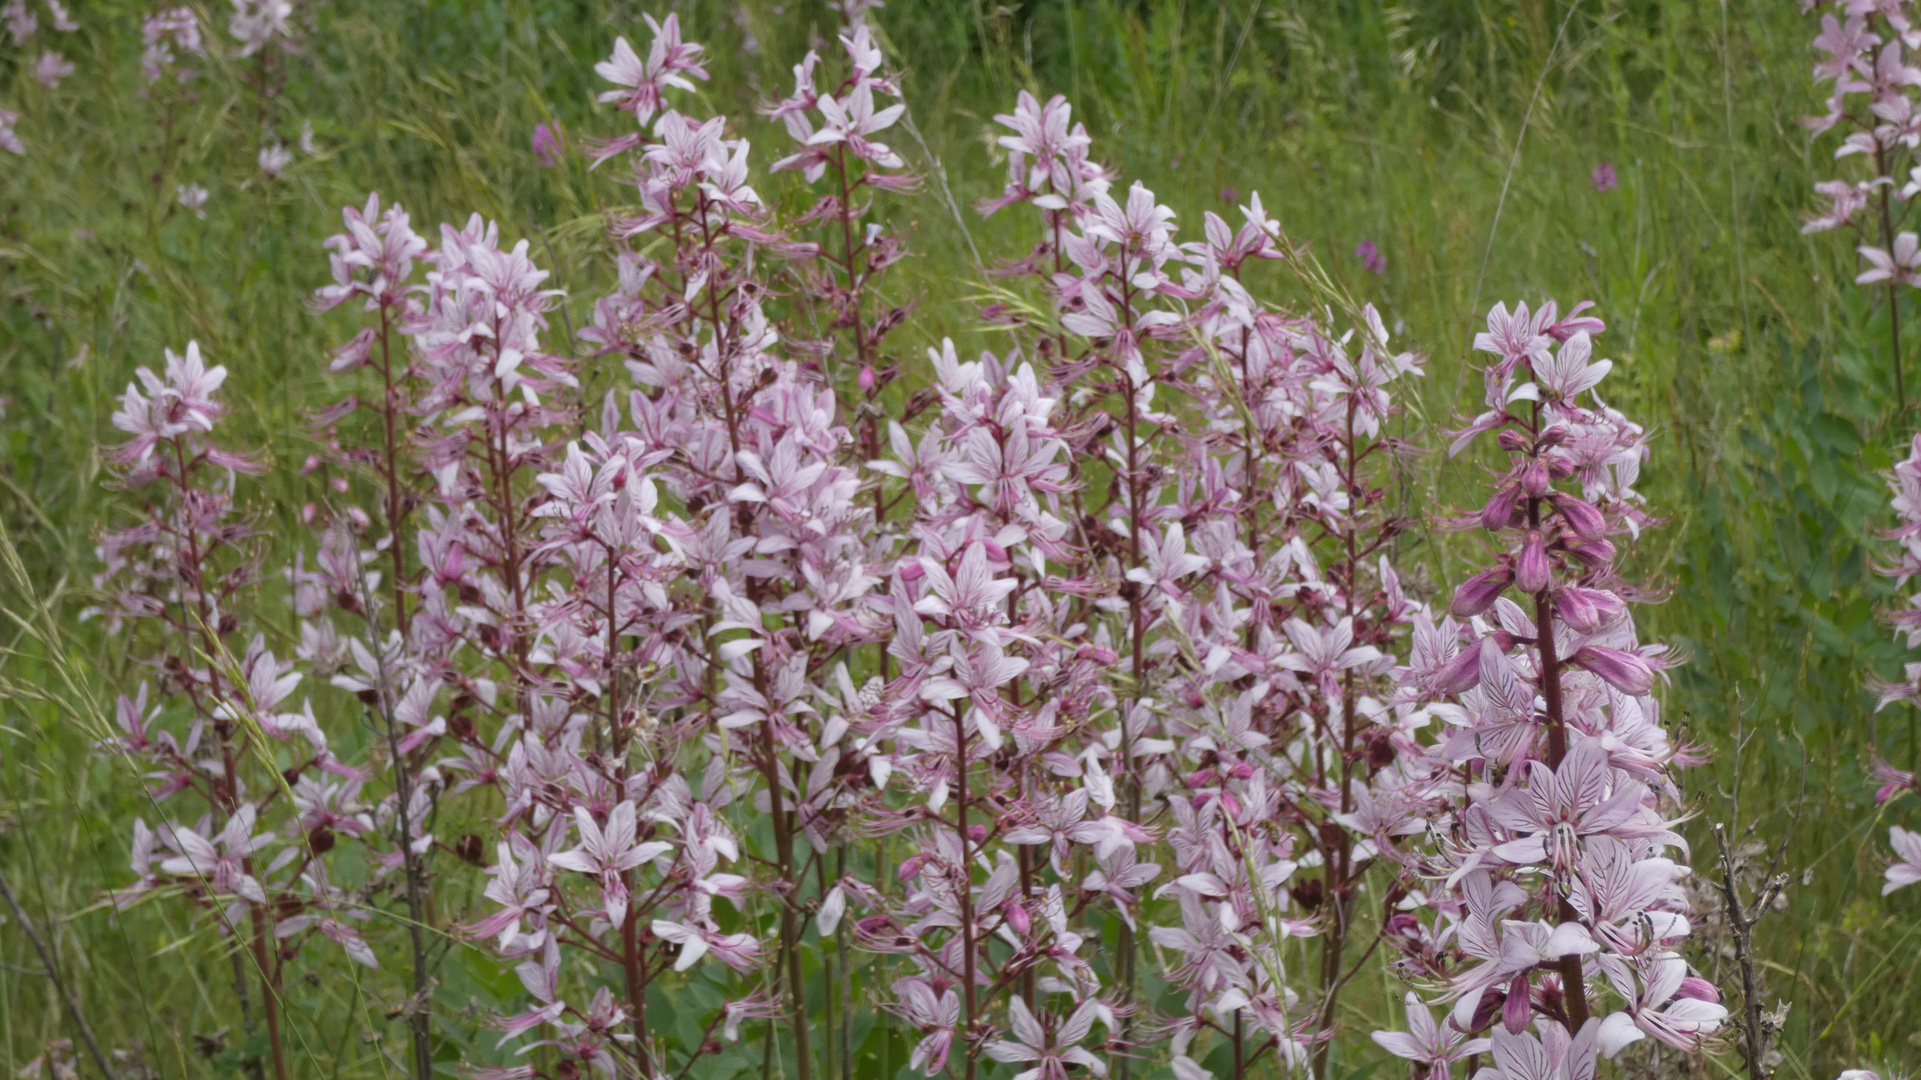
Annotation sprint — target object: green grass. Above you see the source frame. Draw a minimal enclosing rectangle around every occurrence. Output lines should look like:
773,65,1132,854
3,0,1920,1077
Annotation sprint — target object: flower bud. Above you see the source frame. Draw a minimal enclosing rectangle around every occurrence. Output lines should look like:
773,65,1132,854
1568,645,1655,695
1503,974,1533,1034
1675,977,1720,1003
1515,530,1551,593
1551,586,1623,632
1429,645,1485,696
858,364,877,392
1497,429,1531,452
1451,566,1514,617
1519,458,1550,497
1366,731,1396,769
1469,989,1506,1033
1005,901,1032,937
1565,537,1617,571
1551,491,1606,541
1481,486,1521,533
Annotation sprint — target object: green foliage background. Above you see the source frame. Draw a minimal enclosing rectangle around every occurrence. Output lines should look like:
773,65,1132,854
3,0,1919,1077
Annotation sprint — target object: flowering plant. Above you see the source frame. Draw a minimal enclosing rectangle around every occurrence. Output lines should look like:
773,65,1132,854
76,9,1730,1080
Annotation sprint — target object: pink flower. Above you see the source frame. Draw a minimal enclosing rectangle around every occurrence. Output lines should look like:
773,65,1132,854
1356,238,1387,273
157,805,275,904
34,50,72,88
984,998,1107,1080
1371,992,1490,1080
259,143,292,179
177,183,208,218
593,14,707,125
1591,161,1618,192
547,803,669,926
532,120,565,166
1805,179,1868,232
1858,232,1921,285
1883,825,1921,893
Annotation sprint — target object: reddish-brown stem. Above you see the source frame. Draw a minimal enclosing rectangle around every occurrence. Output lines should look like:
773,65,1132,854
374,303,437,1080
622,881,651,1073
1525,440,1589,1029
1314,396,1364,1080
954,705,978,1080
1115,274,1146,1031
1876,142,1909,415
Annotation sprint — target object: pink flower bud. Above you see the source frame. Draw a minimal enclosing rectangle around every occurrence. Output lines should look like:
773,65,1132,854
1469,989,1506,1033
1568,645,1654,695
1675,977,1719,1003
899,561,925,583
1429,645,1485,696
1228,762,1254,780
1481,486,1522,533
1451,566,1514,617
1503,974,1533,1034
1519,458,1550,497
1550,586,1623,632
1497,429,1531,452
1185,768,1217,789
858,364,877,392
1515,530,1551,593
897,854,931,882
1004,901,1031,936
1551,491,1606,541
1565,537,1617,571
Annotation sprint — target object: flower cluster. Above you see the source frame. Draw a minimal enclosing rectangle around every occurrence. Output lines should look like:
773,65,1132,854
1869,435,1921,894
1803,0,1921,404
2,0,77,150
93,342,379,1080
1369,302,1723,1079
141,6,204,84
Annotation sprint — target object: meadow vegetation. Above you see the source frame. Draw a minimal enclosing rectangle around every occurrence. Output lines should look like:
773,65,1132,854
1,2,1918,1080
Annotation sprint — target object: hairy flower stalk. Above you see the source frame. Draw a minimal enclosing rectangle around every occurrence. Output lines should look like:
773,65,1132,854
575,14,906,1079
761,27,920,1073
93,343,380,1080
1372,301,1722,1080
1802,0,1921,413
978,92,1194,1053
310,192,437,1080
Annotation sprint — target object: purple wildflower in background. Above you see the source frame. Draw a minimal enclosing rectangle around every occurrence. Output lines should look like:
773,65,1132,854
532,120,565,166
1219,185,1239,204
1592,161,1619,192
35,51,73,88
1355,238,1386,274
